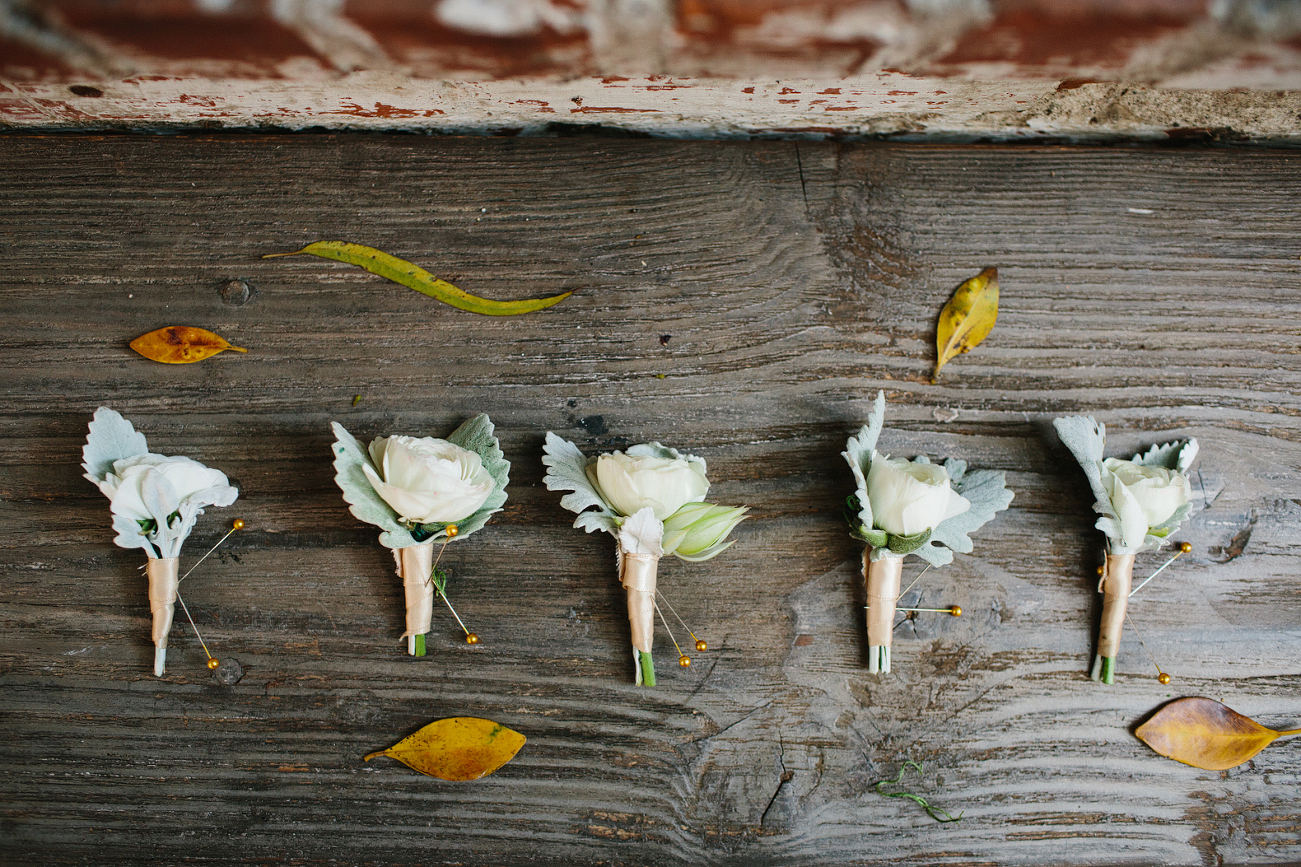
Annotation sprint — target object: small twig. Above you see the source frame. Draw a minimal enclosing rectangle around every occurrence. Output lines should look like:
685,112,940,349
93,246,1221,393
874,761,963,823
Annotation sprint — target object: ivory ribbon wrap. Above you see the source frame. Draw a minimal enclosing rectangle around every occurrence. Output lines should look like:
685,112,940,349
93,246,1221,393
395,539,435,646
1097,552,1136,660
620,550,659,654
865,550,904,652
146,557,179,677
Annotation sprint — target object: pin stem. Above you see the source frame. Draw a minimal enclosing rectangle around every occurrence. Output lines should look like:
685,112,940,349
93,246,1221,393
655,592,699,642
177,520,244,585
175,590,214,661
1129,546,1189,598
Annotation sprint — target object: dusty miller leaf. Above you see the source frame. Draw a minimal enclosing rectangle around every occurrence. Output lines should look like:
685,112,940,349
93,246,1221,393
916,463,1014,567
443,413,510,540
541,432,620,535
331,422,418,550
842,390,887,535
82,407,148,484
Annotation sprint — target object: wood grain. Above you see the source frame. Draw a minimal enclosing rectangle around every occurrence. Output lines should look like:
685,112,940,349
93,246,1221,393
1,135,1299,865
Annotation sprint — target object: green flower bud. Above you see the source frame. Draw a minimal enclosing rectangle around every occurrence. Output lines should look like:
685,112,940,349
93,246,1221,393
662,502,748,561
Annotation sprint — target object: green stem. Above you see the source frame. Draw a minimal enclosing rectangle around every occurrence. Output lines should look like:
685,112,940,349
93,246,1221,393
639,649,656,687
1091,654,1114,684
413,633,426,657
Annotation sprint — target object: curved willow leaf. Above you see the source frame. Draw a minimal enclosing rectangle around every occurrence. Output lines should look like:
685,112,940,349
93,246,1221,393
266,241,571,316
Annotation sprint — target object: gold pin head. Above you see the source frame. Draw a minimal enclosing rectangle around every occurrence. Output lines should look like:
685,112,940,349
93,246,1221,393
1096,565,1105,576
678,655,691,667
1179,542,1192,554
1158,672,1171,685
695,639,707,652
207,657,221,670
949,605,962,617
465,632,479,645
232,518,245,530
445,524,459,538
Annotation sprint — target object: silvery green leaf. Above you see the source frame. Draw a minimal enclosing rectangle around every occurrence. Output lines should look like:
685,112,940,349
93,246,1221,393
542,432,619,533
442,413,510,540
1053,415,1121,527
617,507,664,557
1175,438,1198,474
917,468,1014,566
843,392,886,535
331,422,417,550
576,511,621,535
82,407,149,484
111,512,155,557
1131,440,1181,469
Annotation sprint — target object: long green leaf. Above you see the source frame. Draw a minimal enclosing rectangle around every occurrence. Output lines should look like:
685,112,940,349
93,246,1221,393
266,241,572,316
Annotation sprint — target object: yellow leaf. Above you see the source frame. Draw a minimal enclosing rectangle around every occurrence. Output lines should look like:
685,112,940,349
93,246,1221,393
933,267,999,382
363,717,525,781
264,241,572,316
1136,697,1301,770
129,326,248,364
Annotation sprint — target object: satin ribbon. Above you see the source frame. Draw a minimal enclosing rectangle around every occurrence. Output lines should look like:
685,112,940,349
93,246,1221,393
621,551,659,654
395,540,435,640
1097,552,1136,660
146,557,180,649
865,551,904,651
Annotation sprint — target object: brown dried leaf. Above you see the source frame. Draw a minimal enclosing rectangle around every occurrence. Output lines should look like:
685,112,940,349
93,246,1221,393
1136,697,1301,770
363,717,525,781
130,326,247,364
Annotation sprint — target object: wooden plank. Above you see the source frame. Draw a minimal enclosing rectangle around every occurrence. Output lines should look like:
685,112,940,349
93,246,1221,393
0,135,1299,866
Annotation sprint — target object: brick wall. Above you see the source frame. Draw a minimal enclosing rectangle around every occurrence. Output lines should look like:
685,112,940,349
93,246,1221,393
3,0,1300,139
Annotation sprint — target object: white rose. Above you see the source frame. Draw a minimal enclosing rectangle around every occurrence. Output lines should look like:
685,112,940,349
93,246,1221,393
1101,457,1191,549
866,451,970,537
363,435,494,525
100,454,235,524
591,452,709,520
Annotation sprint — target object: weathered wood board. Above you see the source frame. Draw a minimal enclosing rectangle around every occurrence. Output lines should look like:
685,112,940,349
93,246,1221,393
1,135,1299,866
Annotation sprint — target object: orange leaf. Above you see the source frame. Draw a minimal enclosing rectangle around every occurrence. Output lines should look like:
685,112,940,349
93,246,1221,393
1136,697,1301,770
363,717,525,781
130,326,247,364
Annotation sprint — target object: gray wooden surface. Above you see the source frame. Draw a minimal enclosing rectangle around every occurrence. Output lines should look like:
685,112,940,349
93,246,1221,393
1,135,1299,866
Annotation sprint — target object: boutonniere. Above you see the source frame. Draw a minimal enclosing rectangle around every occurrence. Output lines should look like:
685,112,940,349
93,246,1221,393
331,415,509,656
1054,416,1197,684
843,392,1013,673
542,435,747,686
82,407,240,677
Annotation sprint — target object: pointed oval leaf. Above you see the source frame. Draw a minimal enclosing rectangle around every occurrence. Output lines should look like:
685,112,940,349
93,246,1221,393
933,267,999,382
265,241,572,316
363,717,525,781
130,326,247,364
1136,697,1299,770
